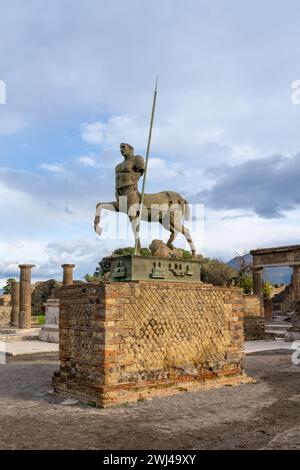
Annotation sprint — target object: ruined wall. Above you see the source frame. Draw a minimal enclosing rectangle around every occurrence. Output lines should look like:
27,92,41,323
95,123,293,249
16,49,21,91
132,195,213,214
0,306,11,326
0,294,11,306
272,285,293,315
31,280,61,315
243,295,265,340
53,281,250,407
244,295,261,317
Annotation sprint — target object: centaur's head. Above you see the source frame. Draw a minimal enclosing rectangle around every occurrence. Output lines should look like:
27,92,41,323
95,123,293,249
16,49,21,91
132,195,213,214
120,143,134,158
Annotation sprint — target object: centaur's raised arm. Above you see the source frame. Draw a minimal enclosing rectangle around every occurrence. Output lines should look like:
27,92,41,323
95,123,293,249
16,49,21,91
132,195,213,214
134,155,145,176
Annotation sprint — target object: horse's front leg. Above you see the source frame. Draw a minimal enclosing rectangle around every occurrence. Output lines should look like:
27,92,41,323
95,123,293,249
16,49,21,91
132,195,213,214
94,202,118,236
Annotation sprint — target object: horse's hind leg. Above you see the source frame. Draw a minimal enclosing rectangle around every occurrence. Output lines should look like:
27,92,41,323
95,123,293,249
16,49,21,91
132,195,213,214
166,227,175,249
174,221,196,257
166,217,176,249
130,216,141,253
161,212,177,249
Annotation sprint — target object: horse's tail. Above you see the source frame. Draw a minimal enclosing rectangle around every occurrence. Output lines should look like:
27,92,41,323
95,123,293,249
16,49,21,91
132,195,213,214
181,198,190,221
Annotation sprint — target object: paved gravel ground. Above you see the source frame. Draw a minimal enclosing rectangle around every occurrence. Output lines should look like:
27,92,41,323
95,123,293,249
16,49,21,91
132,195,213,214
0,350,300,450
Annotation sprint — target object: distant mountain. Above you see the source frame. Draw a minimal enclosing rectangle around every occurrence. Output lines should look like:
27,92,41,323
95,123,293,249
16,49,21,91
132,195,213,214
0,288,3,295
227,254,292,285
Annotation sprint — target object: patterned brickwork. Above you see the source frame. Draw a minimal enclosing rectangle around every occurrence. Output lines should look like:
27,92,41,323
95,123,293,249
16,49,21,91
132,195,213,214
53,281,251,407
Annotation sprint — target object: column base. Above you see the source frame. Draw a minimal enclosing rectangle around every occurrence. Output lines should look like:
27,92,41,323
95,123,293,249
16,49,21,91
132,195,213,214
39,325,59,343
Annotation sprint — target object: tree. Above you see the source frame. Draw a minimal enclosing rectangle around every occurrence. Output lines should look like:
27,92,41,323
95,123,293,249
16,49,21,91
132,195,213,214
234,252,252,286
83,274,99,282
240,276,253,294
3,278,16,295
263,281,273,298
199,255,237,286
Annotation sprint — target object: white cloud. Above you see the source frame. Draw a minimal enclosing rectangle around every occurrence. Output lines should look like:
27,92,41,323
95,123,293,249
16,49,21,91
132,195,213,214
0,237,113,283
80,122,105,145
0,110,26,135
39,163,65,173
80,116,145,149
202,208,300,261
77,155,97,167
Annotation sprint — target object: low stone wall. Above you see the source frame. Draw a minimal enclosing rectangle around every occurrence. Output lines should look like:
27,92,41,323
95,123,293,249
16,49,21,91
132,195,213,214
53,281,251,407
285,300,300,341
243,295,265,340
244,316,266,340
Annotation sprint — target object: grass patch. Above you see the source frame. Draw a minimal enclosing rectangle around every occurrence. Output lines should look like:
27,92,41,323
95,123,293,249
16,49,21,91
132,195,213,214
37,315,45,325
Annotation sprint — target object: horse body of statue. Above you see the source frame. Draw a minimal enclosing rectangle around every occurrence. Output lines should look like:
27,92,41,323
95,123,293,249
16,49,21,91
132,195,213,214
94,143,196,256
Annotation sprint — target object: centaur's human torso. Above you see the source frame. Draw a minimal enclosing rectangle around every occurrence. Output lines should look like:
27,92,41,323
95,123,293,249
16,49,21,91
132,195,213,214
115,155,145,201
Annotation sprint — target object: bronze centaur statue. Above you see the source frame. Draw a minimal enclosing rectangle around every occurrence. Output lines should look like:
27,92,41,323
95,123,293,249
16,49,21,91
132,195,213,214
94,143,196,256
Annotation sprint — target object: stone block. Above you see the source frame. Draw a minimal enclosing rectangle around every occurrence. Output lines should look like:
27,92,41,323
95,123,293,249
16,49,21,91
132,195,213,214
39,299,59,343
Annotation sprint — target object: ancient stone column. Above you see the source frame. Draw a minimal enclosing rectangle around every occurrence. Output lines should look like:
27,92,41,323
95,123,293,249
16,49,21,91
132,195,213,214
10,281,20,327
61,264,75,286
252,267,264,300
18,264,35,329
292,265,300,301
263,297,273,320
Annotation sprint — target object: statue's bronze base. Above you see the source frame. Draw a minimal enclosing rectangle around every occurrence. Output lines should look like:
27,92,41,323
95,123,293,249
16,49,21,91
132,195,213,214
110,255,202,283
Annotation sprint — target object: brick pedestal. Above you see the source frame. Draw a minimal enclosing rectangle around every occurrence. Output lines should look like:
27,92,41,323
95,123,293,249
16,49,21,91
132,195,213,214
53,281,252,407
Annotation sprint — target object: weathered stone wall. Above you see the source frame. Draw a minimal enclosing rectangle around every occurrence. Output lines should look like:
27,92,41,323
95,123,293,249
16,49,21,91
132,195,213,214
243,295,265,340
244,295,265,341
243,316,265,340
244,295,262,317
53,281,250,407
0,294,11,306
31,280,61,315
0,306,11,326
272,285,293,315
285,300,300,341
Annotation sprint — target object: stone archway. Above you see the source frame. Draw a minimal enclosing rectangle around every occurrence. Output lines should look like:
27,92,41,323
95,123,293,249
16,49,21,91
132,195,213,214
250,245,300,302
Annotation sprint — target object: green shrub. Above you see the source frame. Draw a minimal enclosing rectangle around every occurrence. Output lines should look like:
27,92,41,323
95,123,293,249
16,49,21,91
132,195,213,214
240,276,253,294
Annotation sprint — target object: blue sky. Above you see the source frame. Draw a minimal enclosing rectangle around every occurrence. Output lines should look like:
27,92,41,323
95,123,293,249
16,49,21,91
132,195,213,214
1,0,300,285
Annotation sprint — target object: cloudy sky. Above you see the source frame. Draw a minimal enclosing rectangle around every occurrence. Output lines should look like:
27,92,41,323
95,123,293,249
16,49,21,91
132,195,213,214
1,0,300,285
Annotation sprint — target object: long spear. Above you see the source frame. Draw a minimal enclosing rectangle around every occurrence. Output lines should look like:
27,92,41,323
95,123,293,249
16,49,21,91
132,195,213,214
134,77,158,255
